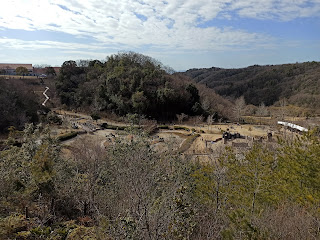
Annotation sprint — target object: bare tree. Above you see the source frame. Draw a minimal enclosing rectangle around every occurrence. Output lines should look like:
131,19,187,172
195,115,204,131
256,102,268,124
176,113,187,124
207,114,214,131
201,97,211,113
68,136,106,216
279,98,288,120
233,96,246,123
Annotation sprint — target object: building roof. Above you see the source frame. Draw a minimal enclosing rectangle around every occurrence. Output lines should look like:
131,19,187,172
33,66,61,75
0,63,33,70
277,121,308,132
53,67,61,73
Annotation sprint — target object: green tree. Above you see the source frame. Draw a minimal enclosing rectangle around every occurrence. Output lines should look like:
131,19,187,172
132,91,147,114
277,131,320,202
15,66,29,78
45,66,56,77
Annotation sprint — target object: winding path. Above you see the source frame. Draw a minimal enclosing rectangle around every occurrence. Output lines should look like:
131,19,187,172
42,87,49,106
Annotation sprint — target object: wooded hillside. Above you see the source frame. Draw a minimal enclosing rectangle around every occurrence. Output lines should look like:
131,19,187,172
184,61,320,109
0,78,43,133
55,52,232,121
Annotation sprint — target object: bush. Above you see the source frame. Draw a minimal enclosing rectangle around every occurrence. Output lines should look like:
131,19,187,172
91,113,100,121
0,214,29,239
57,132,78,141
173,126,190,131
47,112,62,125
104,125,126,130
158,125,169,129
100,122,108,129
66,226,96,240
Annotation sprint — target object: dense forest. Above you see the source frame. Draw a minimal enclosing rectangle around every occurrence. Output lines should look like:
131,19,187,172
183,61,320,109
55,52,231,121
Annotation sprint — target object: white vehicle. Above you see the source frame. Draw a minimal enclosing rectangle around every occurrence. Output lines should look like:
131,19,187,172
39,74,47,78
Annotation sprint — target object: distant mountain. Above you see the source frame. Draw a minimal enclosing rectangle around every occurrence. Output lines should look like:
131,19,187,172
183,61,320,109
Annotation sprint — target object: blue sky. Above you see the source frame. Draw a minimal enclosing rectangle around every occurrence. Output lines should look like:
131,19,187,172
0,0,319,71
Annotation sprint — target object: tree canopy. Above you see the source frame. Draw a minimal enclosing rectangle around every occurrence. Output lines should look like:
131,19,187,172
56,52,209,120
15,66,29,77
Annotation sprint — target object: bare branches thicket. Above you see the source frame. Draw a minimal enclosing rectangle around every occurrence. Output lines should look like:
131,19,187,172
233,96,246,123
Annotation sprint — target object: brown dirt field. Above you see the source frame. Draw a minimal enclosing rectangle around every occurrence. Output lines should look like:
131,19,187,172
54,110,277,161
186,133,222,154
179,123,271,137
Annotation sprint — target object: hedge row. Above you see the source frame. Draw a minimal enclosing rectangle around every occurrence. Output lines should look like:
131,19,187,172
57,132,78,141
104,125,126,130
173,126,190,131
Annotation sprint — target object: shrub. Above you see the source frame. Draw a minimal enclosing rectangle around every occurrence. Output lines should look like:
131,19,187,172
158,125,169,129
91,113,100,121
47,112,62,125
57,132,78,141
0,214,29,239
104,125,126,130
100,122,108,129
173,126,190,131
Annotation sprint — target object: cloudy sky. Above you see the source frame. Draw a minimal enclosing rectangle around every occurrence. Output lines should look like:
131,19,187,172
0,0,319,70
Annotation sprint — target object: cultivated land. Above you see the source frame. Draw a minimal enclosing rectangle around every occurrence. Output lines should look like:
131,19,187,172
54,109,301,163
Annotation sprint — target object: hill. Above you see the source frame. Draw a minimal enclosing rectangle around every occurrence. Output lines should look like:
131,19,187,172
183,61,320,110
55,52,233,121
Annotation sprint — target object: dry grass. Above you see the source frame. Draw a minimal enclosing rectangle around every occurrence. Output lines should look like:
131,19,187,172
178,134,200,153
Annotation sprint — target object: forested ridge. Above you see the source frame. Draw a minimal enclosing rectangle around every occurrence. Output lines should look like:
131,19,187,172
184,61,320,109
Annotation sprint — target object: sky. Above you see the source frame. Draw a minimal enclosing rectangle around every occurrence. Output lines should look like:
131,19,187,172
0,0,320,71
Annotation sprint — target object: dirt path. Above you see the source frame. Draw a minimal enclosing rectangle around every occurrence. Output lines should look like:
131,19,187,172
54,109,128,127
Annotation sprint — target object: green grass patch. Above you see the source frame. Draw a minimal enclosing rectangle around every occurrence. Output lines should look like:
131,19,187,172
173,126,190,131
158,125,169,129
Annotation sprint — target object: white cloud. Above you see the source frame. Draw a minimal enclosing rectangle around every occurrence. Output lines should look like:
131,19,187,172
0,0,319,68
229,0,320,20
0,38,105,50
0,0,292,52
